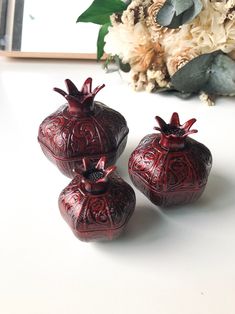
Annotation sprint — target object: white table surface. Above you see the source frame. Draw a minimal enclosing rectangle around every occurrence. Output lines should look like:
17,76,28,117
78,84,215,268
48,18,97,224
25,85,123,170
0,57,235,314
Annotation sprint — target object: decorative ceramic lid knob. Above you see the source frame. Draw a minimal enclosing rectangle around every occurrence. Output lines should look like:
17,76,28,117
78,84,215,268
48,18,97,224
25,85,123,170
58,157,136,241
38,78,129,178
128,112,212,207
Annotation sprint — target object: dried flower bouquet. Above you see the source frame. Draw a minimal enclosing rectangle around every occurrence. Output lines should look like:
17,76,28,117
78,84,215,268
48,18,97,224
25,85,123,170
78,0,235,105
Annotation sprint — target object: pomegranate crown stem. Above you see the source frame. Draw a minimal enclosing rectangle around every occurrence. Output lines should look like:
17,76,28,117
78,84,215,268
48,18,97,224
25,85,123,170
53,78,105,114
81,157,116,184
154,112,198,138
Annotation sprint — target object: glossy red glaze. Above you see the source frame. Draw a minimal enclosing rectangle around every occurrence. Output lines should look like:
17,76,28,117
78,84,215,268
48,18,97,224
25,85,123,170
58,157,136,241
128,113,212,207
38,78,129,178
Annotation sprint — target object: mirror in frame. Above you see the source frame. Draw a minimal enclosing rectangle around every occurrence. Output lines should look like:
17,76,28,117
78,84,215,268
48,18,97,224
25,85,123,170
0,0,100,59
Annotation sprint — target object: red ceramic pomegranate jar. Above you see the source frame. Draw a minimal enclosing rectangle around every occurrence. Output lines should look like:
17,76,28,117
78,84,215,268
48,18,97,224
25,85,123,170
58,157,136,241
128,112,212,207
38,78,129,178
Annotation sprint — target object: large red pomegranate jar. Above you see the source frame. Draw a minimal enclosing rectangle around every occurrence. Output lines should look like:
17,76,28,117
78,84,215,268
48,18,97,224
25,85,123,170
59,157,136,241
128,113,212,207
38,78,129,178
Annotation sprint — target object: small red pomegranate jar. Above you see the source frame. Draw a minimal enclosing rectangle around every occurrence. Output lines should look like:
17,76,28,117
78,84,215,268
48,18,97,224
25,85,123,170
128,113,212,207
58,157,136,241
38,78,129,178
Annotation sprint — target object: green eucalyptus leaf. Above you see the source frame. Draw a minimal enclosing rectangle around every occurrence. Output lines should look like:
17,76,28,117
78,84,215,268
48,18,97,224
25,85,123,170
153,86,173,93
119,60,131,73
171,91,194,99
154,86,193,99
77,0,127,25
156,0,202,28
173,0,193,16
182,0,203,24
97,23,110,60
103,55,130,73
203,54,235,96
156,1,175,26
103,55,119,73
114,55,131,72
171,50,235,96
171,51,221,93
167,13,183,28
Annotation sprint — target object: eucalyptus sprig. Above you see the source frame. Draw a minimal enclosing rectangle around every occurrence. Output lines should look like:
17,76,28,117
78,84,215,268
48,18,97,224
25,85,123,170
171,51,235,96
77,0,128,60
156,0,202,28
104,55,131,73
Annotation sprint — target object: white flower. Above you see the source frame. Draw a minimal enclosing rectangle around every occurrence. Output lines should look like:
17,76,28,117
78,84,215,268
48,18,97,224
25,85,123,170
104,22,152,64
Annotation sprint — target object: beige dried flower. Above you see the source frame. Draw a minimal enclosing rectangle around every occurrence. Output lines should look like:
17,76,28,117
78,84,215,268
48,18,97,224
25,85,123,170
199,92,215,106
147,69,169,88
131,71,148,91
110,13,123,26
225,0,235,10
146,81,156,92
131,43,155,72
131,42,165,72
121,0,152,25
227,11,235,21
146,0,166,40
191,0,235,53
167,48,199,76
131,68,169,92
